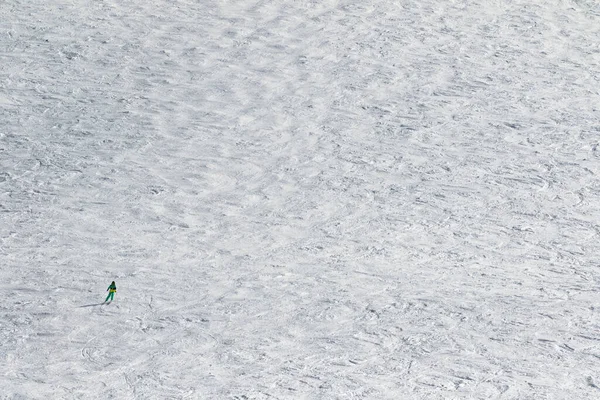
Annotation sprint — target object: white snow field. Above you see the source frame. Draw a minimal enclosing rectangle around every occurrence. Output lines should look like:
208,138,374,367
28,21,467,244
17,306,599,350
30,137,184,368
1,0,600,398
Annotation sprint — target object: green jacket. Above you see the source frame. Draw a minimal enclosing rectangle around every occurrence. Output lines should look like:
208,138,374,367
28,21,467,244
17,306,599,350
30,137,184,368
107,282,117,292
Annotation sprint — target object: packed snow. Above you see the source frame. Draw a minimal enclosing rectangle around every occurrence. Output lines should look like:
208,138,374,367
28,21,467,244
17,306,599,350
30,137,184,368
2,0,600,398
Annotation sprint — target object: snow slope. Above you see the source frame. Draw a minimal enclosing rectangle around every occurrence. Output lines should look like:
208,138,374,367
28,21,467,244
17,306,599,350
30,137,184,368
1,0,600,398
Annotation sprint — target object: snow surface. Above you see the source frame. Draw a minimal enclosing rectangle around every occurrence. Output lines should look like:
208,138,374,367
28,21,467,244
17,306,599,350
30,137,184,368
2,0,600,398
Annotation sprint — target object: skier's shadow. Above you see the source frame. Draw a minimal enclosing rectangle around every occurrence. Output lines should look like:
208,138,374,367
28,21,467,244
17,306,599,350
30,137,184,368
79,302,105,308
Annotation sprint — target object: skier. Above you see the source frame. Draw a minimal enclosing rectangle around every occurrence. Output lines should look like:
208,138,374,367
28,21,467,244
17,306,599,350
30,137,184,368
105,281,117,303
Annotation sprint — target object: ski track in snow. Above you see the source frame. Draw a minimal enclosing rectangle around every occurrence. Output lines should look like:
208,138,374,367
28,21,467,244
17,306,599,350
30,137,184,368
1,0,600,398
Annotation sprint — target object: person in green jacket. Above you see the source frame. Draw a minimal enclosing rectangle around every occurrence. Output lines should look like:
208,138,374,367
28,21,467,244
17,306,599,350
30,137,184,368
105,281,117,302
